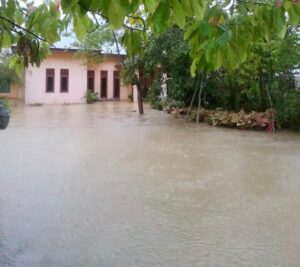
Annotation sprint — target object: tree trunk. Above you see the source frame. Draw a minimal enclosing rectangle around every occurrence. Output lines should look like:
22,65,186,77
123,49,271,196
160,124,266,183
136,81,144,115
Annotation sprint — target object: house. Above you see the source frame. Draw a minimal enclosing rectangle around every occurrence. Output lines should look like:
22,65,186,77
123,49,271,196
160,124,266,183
0,48,133,104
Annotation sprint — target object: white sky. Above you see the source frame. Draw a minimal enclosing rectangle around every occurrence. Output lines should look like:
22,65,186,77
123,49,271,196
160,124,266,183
30,0,122,52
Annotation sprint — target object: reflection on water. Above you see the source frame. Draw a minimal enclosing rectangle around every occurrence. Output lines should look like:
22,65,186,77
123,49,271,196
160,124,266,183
1,102,300,267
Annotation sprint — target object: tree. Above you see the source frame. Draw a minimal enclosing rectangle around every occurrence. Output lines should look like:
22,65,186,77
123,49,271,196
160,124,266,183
121,56,146,114
0,51,21,85
2,0,300,70
0,0,64,73
51,0,300,75
143,26,197,106
72,23,120,64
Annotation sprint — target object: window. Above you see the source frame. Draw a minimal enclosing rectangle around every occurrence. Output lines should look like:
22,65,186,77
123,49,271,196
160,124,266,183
113,71,120,99
0,80,10,93
60,69,69,93
87,70,95,92
46,69,55,93
100,71,107,98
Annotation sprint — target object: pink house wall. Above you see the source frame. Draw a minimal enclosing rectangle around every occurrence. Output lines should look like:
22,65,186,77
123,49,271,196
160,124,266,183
25,51,132,104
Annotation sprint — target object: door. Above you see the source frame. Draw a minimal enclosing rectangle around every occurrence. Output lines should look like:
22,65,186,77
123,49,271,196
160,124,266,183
113,71,120,99
100,71,107,98
87,70,95,92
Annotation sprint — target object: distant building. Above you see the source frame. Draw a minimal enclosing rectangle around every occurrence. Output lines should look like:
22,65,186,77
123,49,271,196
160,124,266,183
0,48,133,104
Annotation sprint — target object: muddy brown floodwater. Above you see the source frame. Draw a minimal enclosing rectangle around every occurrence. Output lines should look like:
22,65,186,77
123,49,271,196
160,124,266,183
1,102,300,267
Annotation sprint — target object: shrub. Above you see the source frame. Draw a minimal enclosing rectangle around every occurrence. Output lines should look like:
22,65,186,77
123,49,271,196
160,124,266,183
84,90,98,103
275,90,300,130
0,97,11,110
186,108,274,131
147,80,162,109
205,109,274,131
161,99,185,110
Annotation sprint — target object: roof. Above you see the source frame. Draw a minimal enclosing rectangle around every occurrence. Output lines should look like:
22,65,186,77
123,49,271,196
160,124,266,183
49,47,126,57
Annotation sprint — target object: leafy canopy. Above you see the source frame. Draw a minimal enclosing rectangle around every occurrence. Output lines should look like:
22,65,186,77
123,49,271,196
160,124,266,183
1,0,300,75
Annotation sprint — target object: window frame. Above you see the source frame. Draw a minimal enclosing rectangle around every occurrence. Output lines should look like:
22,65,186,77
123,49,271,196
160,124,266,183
113,71,120,99
60,69,69,93
87,70,95,92
0,80,10,93
100,70,108,99
45,68,55,93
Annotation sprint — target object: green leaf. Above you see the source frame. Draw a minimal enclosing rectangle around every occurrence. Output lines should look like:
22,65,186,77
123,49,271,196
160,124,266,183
261,6,272,27
15,10,24,25
72,14,93,41
200,21,211,38
284,0,300,24
278,25,287,38
215,49,223,69
184,21,200,40
293,2,300,19
108,0,126,28
2,32,11,48
272,7,285,32
189,0,205,20
181,1,192,14
73,15,85,40
15,59,24,77
287,6,299,25
7,0,16,15
122,30,144,57
191,57,199,76
263,23,270,41
151,0,171,33
143,0,160,12
9,55,24,77
61,0,79,12
172,0,186,28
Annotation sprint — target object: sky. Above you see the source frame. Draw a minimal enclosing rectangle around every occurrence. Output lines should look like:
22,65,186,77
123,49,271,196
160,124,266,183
30,0,76,48
53,35,77,49
29,0,126,53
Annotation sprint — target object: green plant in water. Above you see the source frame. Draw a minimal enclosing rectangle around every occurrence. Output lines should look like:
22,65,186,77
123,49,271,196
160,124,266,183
84,90,98,104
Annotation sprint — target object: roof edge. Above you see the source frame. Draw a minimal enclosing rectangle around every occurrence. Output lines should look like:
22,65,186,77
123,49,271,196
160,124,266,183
50,47,126,57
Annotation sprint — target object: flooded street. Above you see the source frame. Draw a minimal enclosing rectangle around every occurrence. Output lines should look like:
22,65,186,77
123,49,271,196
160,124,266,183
1,102,300,267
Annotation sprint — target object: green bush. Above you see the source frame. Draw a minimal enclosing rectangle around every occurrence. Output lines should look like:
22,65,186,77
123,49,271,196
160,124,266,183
147,80,162,109
84,90,98,103
0,97,11,110
161,99,185,110
274,90,300,130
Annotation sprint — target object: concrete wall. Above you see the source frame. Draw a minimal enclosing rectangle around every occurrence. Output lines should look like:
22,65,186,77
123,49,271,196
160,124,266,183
25,51,132,104
0,83,24,100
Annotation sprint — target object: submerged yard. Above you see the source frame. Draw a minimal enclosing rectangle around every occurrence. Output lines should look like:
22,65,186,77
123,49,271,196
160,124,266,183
1,102,300,267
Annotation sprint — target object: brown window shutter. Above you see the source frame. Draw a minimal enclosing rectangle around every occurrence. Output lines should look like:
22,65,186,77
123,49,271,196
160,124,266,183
46,68,55,93
60,69,69,93
87,70,95,92
100,71,108,98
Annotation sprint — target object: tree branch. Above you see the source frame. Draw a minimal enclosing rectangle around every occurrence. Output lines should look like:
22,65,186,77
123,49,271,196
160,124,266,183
0,14,46,41
112,30,121,55
77,2,146,32
122,23,145,32
238,0,273,7
88,13,99,34
126,15,146,31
